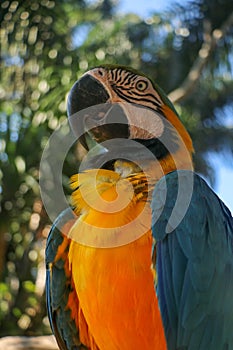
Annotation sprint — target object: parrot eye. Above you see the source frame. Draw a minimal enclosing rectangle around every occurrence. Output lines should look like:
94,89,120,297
136,80,148,91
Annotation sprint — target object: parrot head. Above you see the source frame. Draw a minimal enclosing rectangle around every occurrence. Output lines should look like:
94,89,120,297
67,65,193,175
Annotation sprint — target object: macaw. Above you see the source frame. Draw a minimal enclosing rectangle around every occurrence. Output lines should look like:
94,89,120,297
46,65,233,350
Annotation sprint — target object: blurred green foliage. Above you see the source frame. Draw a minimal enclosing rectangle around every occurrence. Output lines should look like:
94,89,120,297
0,0,232,336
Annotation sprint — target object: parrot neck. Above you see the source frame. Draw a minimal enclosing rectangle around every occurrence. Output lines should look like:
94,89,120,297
149,145,194,181
112,104,194,182
113,146,193,186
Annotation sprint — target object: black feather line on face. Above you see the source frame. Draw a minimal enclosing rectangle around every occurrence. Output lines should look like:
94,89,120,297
94,64,180,117
111,85,162,110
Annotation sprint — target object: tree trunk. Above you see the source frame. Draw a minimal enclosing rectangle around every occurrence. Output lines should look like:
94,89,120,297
0,335,59,350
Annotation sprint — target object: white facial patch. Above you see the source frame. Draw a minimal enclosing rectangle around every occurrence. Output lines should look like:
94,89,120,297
120,102,164,140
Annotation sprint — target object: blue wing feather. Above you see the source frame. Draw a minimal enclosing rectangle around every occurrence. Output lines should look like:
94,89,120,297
46,208,88,350
152,170,233,350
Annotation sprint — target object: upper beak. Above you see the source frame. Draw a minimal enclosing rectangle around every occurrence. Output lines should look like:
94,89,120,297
67,74,110,117
67,73,129,150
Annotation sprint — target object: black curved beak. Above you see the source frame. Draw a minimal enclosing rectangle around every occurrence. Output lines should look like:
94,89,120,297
67,74,110,117
67,74,129,150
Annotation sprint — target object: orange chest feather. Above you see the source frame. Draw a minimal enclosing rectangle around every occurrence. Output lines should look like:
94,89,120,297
69,232,166,350
67,170,167,349
68,210,166,349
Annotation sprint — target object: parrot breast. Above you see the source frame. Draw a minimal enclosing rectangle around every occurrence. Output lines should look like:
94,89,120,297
67,169,167,350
